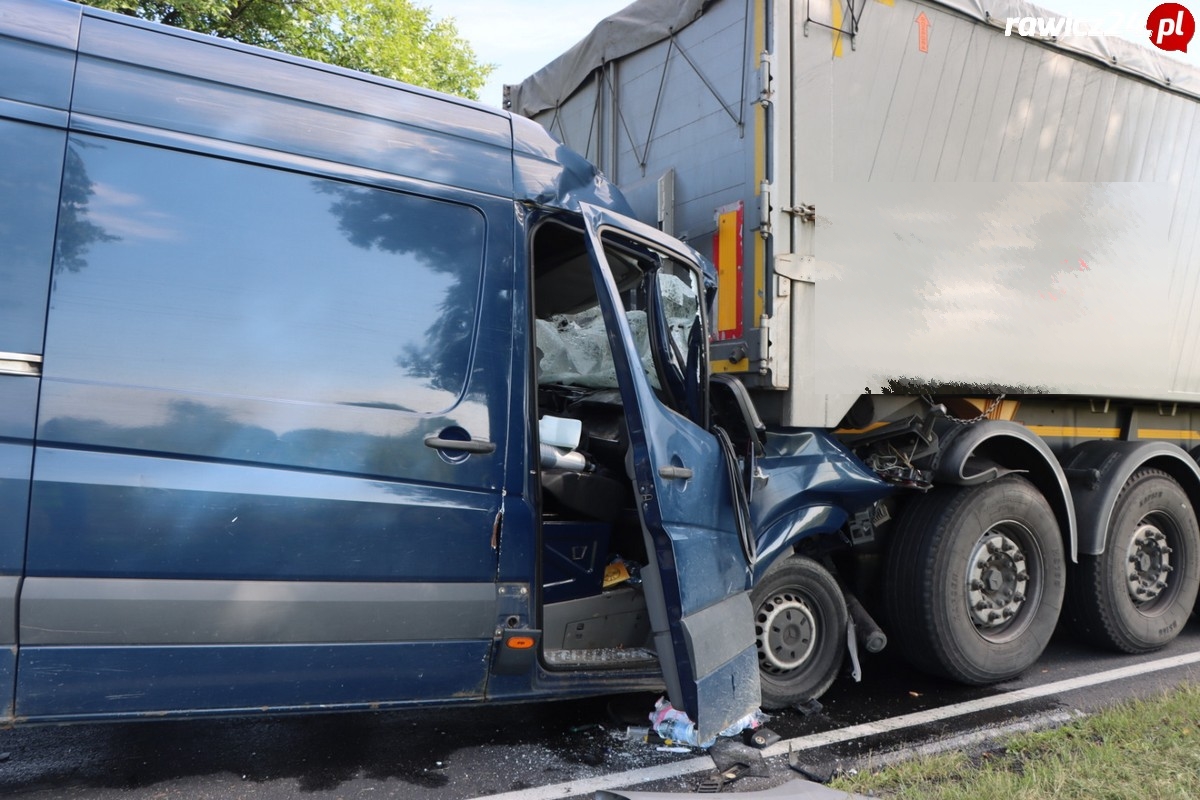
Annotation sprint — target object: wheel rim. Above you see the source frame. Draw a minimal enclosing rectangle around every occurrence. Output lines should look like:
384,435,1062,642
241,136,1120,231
965,520,1043,643
755,591,817,674
1125,516,1178,612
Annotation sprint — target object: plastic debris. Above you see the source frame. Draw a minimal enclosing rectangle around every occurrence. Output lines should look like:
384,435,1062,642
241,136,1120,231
648,697,767,749
747,727,781,749
846,617,863,682
793,698,823,716
624,725,650,741
603,556,641,588
698,739,770,790
709,739,769,777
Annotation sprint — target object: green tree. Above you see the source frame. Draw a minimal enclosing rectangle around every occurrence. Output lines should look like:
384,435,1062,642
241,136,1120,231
79,0,494,100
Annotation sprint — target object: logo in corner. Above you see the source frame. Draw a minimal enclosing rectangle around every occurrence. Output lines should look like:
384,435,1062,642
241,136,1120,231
1147,3,1196,52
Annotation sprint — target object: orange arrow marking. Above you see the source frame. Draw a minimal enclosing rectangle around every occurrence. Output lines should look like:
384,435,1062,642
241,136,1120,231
916,11,930,52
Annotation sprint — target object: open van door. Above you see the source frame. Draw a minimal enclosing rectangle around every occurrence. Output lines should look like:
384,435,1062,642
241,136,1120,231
578,203,760,743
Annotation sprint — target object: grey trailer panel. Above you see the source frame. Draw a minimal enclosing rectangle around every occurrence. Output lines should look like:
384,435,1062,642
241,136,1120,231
798,181,1174,402
789,0,1200,420
515,0,1200,425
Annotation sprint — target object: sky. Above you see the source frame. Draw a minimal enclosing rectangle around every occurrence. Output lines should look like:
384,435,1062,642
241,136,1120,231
426,0,1200,108
425,0,631,107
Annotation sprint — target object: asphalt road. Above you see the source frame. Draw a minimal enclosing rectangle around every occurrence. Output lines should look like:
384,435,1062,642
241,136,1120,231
3,620,1200,799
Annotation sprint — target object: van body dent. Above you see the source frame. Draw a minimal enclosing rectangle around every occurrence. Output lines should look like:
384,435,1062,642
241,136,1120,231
0,0,898,738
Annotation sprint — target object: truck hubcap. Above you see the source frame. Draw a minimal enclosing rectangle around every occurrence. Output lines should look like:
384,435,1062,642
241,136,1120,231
1126,521,1173,607
756,591,816,673
967,526,1031,635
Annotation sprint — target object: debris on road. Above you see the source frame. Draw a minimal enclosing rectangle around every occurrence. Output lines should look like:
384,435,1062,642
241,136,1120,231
648,697,767,748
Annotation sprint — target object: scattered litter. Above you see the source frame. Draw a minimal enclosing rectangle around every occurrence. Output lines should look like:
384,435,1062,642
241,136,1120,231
648,697,766,749
624,726,650,741
656,746,691,753
603,557,641,588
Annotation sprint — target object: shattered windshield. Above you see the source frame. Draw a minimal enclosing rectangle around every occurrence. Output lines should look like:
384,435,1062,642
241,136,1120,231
536,306,657,389
533,220,706,419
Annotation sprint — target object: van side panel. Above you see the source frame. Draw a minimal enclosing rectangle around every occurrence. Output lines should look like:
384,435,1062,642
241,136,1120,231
16,12,520,721
17,643,491,720
0,0,81,721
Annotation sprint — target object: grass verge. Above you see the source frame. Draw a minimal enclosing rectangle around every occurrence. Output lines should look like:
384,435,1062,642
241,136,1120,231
830,682,1200,800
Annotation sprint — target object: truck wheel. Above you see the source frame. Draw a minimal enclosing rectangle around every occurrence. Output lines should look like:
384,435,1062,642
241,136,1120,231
1066,469,1200,653
884,475,1065,684
751,555,847,709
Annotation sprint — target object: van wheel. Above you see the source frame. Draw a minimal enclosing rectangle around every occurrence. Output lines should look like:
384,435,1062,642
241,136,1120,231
1066,469,1200,653
752,555,846,709
885,475,1065,684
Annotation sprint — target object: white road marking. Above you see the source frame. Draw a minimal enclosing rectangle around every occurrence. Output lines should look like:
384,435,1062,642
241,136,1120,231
470,650,1200,800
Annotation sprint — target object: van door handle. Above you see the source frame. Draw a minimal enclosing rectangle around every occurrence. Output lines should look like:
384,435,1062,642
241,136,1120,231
658,466,694,480
424,436,497,454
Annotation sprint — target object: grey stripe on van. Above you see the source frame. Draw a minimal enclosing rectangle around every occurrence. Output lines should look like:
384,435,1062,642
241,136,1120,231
20,578,496,646
0,576,17,643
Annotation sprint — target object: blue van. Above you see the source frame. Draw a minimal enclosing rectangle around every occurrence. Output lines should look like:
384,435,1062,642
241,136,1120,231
0,0,888,741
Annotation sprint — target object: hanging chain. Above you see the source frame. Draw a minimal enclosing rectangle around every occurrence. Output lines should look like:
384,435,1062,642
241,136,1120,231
923,393,1007,424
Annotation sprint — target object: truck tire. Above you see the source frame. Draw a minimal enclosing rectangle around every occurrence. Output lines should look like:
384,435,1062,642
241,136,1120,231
1066,469,1200,653
884,475,1065,684
751,555,847,709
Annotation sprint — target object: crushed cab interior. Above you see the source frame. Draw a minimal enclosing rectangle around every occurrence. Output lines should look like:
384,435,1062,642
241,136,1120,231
529,217,707,670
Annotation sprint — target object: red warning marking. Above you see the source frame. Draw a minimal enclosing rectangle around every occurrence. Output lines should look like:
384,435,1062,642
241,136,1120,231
916,11,930,52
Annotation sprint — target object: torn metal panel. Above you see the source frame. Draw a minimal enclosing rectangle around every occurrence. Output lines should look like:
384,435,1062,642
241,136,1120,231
513,115,638,216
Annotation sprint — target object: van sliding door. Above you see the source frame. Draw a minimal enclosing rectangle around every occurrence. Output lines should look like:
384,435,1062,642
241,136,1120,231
20,132,510,720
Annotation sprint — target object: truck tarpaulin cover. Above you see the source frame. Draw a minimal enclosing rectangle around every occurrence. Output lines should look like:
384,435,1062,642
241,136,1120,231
507,0,1200,118
506,0,710,117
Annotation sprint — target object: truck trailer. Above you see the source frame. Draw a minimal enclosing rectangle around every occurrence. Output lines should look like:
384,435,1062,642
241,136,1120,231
509,0,1200,706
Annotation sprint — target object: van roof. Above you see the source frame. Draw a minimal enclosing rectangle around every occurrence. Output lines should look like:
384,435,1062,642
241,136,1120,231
9,0,634,216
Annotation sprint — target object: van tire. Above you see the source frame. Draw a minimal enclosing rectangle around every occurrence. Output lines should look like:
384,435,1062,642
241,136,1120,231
884,475,1065,684
1066,469,1200,653
751,555,847,709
